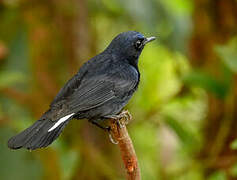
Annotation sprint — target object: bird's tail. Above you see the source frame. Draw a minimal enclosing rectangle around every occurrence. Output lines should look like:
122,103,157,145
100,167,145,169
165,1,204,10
8,118,70,150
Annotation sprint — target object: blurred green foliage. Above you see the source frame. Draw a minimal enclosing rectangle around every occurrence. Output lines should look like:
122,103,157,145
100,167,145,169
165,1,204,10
0,0,236,180
216,37,237,74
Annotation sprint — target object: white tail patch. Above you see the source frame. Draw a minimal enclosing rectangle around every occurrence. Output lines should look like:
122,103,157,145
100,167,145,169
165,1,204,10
48,113,75,132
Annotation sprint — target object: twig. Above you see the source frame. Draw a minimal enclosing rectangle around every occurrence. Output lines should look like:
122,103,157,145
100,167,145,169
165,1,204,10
109,111,141,180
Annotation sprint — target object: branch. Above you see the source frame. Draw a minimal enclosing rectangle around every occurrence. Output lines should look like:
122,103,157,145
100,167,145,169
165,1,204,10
109,111,141,180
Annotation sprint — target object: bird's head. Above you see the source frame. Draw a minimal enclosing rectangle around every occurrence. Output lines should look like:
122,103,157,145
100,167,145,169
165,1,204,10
105,31,156,65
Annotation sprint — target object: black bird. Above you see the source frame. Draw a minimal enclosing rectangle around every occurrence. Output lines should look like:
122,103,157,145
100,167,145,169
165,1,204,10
8,31,155,150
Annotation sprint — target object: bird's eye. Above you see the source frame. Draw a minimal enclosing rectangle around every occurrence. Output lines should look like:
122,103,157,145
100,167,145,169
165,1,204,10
134,39,143,50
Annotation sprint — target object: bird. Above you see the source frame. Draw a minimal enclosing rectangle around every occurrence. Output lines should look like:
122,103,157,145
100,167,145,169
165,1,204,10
7,31,156,150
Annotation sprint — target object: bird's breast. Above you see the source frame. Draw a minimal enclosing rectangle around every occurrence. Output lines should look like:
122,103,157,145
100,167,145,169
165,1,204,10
114,64,140,98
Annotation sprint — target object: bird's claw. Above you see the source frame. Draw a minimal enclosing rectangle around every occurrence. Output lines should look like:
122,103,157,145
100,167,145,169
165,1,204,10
106,127,118,144
105,110,132,129
108,132,118,144
105,110,132,144
119,110,132,125
116,119,124,128
115,110,132,127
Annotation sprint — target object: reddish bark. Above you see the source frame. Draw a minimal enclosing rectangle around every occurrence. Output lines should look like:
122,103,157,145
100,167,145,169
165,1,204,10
109,114,141,180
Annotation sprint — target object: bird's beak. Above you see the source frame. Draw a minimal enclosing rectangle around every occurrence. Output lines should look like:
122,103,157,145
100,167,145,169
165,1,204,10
144,36,156,44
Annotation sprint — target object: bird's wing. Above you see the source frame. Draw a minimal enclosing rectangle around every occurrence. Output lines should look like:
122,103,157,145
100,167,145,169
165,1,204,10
50,61,89,106
50,60,138,116
66,75,116,112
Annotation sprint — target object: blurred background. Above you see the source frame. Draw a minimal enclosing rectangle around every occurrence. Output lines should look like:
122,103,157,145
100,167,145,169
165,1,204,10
0,0,237,179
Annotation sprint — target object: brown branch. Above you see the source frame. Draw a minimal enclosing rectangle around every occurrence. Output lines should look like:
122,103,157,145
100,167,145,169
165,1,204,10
109,112,141,180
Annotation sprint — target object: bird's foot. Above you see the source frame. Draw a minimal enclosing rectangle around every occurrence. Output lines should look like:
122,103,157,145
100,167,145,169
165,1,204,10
104,115,123,128
108,131,118,144
104,110,132,144
119,110,132,125
104,110,132,129
89,119,118,144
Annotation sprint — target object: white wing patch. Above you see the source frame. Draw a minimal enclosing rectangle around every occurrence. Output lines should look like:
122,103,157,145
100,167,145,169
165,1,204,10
48,113,75,132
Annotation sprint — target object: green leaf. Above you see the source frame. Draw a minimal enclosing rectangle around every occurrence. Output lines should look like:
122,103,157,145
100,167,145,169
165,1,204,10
230,163,237,177
165,115,198,149
183,71,229,98
160,0,193,15
208,171,227,180
230,139,237,150
215,37,237,73
0,71,26,89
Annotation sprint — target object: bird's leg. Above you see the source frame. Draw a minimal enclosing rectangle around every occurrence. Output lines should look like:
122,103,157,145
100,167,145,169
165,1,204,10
88,119,110,131
91,111,133,144
104,110,132,128
88,119,118,144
